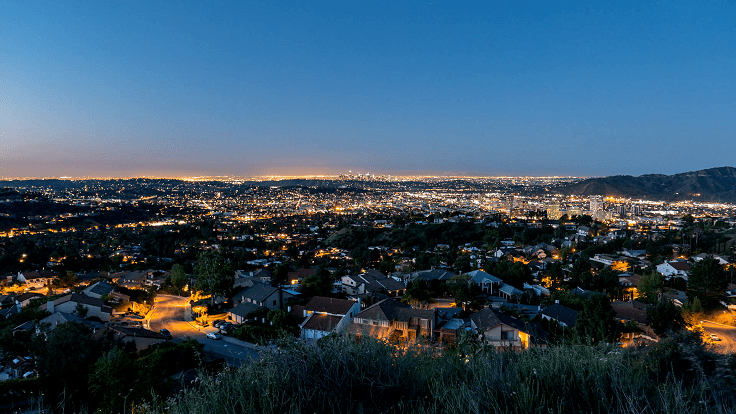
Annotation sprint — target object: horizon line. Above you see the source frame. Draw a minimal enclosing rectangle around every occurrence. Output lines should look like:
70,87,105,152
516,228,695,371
0,174,590,181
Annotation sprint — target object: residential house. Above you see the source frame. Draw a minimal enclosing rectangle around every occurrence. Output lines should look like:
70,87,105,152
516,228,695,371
610,300,658,344
577,226,594,237
84,280,114,299
234,268,272,288
40,293,112,322
470,307,546,350
37,311,104,333
541,303,578,328
287,268,317,285
498,284,524,301
76,271,107,286
466,269,502,294
0,294,16,309
233,281,296,311
348,298,436,342
299,296,361,340
435,318,468,345
618,273,642,301
692,253,729,265
656,260,692,280
227,301,263,324
5,356,35,379
342,270,406,297
115,271,148,289
17,271,57,289
95,325,170,351
524,283,550,297
398,269,456,286
14,292,44,308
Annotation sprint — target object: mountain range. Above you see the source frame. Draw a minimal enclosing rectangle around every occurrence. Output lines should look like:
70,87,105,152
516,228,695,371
558,166,736,203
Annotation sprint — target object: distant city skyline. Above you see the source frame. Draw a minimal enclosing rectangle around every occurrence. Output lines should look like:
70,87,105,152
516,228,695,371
2,1,734,178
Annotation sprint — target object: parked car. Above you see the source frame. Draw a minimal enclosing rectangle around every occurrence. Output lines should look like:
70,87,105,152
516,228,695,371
710,334,720,341
159,328,172,339
219,323,233,333
206,332,222,340
211,319,225,328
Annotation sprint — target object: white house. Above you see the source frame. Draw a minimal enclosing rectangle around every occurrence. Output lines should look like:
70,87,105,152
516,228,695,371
466,270,502,294
299,296,361,340
17,271,57,289
40,293,112,322
656,260,692,280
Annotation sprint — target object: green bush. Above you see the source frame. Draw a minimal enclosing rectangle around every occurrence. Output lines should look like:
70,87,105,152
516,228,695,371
136,334,736,414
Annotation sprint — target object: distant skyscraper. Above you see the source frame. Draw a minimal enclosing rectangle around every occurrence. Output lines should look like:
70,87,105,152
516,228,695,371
616,205,627,218
589,196,603,214
547,204,561,220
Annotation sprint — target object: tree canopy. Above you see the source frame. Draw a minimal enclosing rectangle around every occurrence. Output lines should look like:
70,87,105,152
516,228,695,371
687,258,727,307
194,251,234,302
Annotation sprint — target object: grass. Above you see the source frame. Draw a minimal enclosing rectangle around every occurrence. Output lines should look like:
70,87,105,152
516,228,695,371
137,332,736,414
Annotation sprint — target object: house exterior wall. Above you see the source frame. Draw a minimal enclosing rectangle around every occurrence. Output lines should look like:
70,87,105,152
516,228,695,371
228,311,245,324
656,263,689,279
55,301,111,322
300,301,362,339
480,325,525,349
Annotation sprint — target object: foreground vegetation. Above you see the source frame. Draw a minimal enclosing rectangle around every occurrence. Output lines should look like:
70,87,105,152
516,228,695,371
139,333,735,414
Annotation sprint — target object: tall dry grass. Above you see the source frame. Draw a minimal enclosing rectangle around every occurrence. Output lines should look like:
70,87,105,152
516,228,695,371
137,332,735,414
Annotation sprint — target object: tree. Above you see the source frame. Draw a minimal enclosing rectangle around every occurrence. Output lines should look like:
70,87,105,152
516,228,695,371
681,297,705,327
75,302,89,318
301,266,333,296
646,299,685,337
446,274,472,304
89,346,136,413
194,251,234,304
547,262,565,290
574,295,618,345
403,279,435,309
170,263,188,293
638,272,664,304
688,257,728,307
32,322,104,411
54,270,80,288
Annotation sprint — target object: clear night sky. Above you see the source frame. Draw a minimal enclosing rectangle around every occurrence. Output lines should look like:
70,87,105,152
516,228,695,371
1,1,734,178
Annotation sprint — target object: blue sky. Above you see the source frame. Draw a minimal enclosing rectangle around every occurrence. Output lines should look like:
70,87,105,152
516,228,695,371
1,0,734,178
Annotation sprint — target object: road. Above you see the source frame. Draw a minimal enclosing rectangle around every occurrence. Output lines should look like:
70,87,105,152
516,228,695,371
701,320,736,354
147,294,260,365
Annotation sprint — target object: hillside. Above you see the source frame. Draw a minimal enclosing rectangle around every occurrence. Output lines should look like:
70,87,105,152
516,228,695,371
558,166,736,203
137,334,735,414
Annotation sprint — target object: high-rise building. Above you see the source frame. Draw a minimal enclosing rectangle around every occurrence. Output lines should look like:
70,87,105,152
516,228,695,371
589,196,603,214
616,205,627,218
546,204,562,220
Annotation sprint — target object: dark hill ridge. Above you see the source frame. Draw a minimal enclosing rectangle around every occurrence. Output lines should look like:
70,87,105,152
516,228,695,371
559,166,736,203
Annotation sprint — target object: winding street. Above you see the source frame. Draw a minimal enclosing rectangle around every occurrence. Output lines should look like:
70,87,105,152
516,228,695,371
701,320,736,354
146,294,260,365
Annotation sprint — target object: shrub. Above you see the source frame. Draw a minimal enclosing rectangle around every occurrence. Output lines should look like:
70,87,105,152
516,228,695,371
137,335,736,414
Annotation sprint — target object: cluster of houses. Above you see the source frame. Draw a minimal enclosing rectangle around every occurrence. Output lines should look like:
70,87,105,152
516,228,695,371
0,275,170,381
224,267,551,349
223,242,735,349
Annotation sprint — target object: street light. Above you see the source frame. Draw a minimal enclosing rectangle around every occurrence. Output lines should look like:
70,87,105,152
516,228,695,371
119,389,133,414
